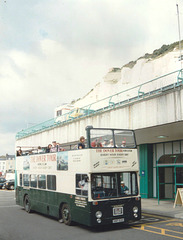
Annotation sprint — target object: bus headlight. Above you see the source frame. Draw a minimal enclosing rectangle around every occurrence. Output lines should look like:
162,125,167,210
97,219,102,223
133,206,138,213
95,211,102,218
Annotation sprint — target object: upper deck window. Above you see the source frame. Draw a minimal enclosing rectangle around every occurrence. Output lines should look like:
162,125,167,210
90,129,112,148
88,128,136,148
114,130,136,148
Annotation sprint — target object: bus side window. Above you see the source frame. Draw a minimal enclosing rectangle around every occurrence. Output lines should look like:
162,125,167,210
47,175,56,190
38,175,46,189
76,174,88,196
23,174,29,187
20,174,22,186
30,174,37,188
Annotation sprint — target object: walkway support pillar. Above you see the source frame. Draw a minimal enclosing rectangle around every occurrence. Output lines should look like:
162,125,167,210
139,144,153,198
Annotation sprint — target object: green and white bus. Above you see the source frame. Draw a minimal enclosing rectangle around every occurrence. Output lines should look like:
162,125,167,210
16,126,141,226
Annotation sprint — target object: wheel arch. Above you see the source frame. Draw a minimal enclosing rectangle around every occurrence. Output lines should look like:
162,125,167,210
59,201,67,219
23,193,28,203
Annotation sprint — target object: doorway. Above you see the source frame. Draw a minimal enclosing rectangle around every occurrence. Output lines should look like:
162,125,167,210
157,154,183,201
159,167,174,199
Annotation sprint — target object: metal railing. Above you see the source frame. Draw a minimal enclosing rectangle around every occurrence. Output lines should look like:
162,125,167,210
16,69,183,140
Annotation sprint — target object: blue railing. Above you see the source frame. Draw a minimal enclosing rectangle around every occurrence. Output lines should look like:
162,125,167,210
16,69,183,139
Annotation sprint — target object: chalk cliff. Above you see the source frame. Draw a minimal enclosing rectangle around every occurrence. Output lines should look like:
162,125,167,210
74,41,182,108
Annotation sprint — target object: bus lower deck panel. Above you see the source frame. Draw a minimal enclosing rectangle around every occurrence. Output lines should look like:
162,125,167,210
16,186,141,227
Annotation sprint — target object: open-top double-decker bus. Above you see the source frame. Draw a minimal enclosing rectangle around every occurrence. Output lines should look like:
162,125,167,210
16,126,141,226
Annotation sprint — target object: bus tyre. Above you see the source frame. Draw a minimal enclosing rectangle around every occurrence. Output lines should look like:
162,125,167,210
24,195,32,213
61,204,72,226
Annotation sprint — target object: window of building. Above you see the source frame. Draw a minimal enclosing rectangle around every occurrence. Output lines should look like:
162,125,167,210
57,110,62,116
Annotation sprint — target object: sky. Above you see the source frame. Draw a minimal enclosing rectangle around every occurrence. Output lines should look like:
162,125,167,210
0,0,183,155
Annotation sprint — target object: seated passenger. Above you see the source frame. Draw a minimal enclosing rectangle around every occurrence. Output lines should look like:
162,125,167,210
17,148,22,156
108,139,114,147
96,142,102,147
120,181,129,194
121,140,126,148
50,141,58,152
59,147,65,151
91,139,102,147
91,140,96,147
28,150,33,155
78,136,85,149
78,176,88,190
38,146,44,154
96,138,102,147
102,139,109,147
46,144,52,153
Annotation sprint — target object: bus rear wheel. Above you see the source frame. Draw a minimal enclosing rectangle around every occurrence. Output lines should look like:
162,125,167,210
24,195,32,213
61,204,72,225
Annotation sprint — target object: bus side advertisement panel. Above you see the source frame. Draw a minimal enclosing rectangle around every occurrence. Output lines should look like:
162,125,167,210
90,149,139,172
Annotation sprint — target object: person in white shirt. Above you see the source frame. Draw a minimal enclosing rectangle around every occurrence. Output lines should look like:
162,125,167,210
108,139,114,147
78,176,88,190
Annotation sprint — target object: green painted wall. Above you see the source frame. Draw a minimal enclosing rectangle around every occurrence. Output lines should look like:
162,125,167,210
139,144,153,198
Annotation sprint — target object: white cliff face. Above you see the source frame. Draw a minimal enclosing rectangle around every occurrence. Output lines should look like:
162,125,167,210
74,48,182,110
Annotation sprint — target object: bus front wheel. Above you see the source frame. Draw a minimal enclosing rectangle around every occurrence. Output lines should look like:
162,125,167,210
61,203,72,225
24,195,32,213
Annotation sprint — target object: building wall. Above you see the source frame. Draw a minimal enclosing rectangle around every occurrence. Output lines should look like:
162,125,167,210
0,160,6,176
6,158,15,172
140,139,183,199
16,87,183,149
0,155,15,177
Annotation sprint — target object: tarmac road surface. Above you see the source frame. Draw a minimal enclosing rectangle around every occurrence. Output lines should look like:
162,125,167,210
0,190,183,240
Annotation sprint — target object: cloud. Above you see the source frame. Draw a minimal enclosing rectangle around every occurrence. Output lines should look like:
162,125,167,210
0,39,109,137
0,0,183,155
0,132,15,155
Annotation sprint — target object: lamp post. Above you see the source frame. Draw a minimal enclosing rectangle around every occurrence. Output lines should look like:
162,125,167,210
176,4,183,74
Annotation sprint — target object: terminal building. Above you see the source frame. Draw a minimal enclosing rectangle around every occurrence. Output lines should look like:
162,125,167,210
16,42,183,201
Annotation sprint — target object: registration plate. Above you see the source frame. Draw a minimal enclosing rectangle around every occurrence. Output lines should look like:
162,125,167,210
112,218,124,223
113,207,123,216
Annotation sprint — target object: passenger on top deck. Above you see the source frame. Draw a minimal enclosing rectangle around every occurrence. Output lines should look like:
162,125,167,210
46,144,52,153
91,138,102,147
50,141,58,152
78,136,85,149
38,146,44,154
59,147,65,151
108,139,114,147
102,139,109,147
121,140,126,148
17,147,22,156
